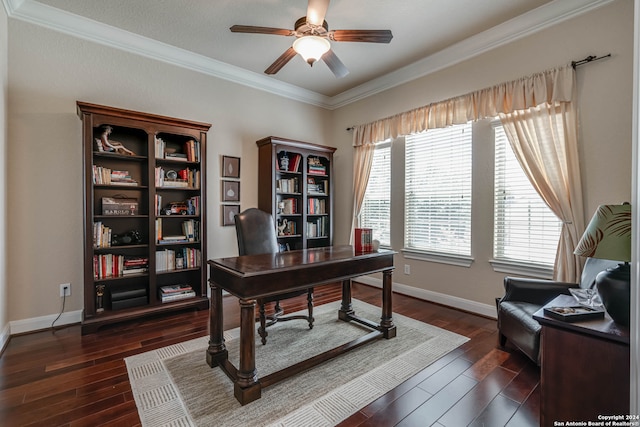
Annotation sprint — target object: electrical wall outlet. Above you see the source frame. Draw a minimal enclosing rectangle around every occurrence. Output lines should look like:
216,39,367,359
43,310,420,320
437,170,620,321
404,264,411,275
59,283,71,297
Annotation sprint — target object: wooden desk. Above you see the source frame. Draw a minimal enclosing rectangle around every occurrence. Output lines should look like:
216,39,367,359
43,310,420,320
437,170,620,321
533,295,630,425
206,245,396,405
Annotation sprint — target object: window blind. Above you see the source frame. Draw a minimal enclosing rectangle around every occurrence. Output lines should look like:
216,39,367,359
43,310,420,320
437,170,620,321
405,124,472,256
493,124,561,265
360,143,391,246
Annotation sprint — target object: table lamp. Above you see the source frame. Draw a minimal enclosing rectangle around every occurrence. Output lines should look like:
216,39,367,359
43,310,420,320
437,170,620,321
574,203,631,325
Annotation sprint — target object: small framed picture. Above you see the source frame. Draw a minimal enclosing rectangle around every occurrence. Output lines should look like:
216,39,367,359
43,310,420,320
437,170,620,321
222,180,240,202
222,155,240,178
222,204,240,226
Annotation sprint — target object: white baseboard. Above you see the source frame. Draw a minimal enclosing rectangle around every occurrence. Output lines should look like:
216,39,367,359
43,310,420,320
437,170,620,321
9,309,83,335
355,276,497,319
0,323,10,353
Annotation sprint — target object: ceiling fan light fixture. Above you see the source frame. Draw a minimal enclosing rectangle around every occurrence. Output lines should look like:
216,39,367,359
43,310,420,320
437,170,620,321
293,36,330,66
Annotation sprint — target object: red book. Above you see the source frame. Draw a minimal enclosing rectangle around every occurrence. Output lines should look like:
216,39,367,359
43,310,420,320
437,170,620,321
354,228,373,253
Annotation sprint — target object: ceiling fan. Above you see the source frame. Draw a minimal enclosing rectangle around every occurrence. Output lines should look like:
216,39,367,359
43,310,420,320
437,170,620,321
230,0,393,78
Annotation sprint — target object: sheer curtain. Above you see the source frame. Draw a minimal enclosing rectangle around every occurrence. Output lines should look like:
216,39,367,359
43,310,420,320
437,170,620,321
350,143,375,243
350,66,583,280
499,100,584,282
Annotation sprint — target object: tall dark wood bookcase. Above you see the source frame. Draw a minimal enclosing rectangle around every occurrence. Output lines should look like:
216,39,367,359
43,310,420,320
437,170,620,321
78,102,210,334
256,136,336,251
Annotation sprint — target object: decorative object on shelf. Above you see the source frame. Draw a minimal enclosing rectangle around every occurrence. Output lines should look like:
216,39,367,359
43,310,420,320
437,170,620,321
222,204,240,226
96,285,105,313
574,203,632,325
222,155,240,178
277,218,289,236
111,229,142,246
222,180,240,202
102,196,138,216
96,125,136,156
280,152,289,171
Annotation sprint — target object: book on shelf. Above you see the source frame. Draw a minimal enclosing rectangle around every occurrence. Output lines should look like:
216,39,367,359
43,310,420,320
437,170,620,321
281,198,297,214
160,284,193,294
156,247,201,272
93,221,112,248
165,153,188,161
160,288,196,303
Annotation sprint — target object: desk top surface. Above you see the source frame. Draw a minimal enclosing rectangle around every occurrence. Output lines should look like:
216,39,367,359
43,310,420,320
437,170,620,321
209,245,394,276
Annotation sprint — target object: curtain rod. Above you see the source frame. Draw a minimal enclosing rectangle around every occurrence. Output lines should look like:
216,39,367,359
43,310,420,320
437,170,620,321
571,53,611,69
345,54,611,131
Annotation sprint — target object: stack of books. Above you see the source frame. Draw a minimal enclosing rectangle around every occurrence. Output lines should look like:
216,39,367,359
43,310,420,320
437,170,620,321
122,257,148,275
307,157,326,175
159,284,195,303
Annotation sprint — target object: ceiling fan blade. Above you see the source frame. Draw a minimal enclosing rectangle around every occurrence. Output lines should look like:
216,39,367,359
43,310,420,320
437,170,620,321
330,29,393,43
230,25,294,36
265,47,298,75
306,0,330,26
322,49,349,78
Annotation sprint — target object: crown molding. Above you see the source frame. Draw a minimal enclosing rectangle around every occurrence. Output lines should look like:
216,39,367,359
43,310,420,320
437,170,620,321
3,0,614,110
329,0,615,108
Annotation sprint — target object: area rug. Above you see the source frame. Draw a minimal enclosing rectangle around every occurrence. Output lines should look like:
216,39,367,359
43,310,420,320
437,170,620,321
125,299,469,427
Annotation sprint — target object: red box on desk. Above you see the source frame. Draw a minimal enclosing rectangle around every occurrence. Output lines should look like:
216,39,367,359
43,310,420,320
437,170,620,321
354,228,373,253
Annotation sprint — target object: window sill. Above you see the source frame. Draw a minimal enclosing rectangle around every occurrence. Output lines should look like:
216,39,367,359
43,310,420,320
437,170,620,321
401,249,473,267
489,259,554,279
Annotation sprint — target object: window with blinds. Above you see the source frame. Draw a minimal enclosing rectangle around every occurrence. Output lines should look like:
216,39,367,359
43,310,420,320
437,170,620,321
405,123,472,256
360,142,391,246
493,123,561,266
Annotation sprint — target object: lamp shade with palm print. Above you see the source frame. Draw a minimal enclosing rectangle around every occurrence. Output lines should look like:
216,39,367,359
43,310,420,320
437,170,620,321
574,203,631,262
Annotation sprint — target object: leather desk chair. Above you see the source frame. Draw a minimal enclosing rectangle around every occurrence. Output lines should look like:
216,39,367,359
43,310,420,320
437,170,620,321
234,208,314,345
496,257,617,365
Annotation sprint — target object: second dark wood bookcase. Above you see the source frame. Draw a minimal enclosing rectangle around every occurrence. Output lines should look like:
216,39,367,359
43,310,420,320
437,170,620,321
78,101,211,334
256,136,336,251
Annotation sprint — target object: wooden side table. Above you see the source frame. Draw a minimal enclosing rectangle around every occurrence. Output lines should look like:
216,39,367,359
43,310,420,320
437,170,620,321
533,294,630,425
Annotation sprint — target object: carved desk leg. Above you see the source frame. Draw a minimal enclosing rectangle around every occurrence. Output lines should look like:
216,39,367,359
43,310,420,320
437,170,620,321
380,269,396,338
235,298,261,405
207,280,228,367
338,279,355,321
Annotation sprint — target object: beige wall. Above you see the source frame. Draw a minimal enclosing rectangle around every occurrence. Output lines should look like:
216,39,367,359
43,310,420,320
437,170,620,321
330,0,633,310
1,4,8,338
6,20,330,323
4,0,634,326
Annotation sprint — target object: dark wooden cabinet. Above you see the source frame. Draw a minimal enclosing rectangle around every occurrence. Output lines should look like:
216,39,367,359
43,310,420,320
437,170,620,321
78,102,211,334
534,295,630,425
256,136,336,251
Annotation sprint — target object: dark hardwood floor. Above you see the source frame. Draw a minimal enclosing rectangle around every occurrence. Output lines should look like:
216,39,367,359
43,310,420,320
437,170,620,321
0,283,540,426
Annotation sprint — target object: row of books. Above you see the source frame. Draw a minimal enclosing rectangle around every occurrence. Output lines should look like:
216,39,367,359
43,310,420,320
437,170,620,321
154,167,200,188
154,137,200,163
280,198,298,215
156,248,201,272
155,218,200,243
306,217,328,238
159,284,196,303
276,177,299,193
93,166,138,186
307,198,327,215
308,180,328,195
93,222,112,248
93,255,149,279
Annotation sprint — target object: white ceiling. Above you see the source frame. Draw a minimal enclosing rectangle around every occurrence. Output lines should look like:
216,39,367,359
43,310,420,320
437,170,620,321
4,0,612,108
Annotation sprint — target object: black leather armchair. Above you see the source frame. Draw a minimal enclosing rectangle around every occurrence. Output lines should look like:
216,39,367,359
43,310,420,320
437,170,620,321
497,257,617,365
234,208,314,345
